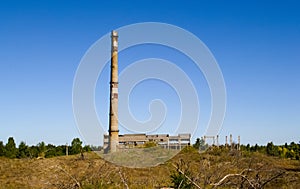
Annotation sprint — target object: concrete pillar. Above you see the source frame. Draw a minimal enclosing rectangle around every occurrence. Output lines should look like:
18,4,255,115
230,134,233,150
238,135,240,151
109,30,119,152
66,143,68,156
179,136,181,151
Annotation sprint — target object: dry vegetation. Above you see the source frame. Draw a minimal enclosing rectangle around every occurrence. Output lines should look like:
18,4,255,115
100,146,179,168
0,147,299,189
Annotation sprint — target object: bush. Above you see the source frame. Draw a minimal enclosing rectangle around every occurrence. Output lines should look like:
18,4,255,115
170,159,192,189
143,141,157,148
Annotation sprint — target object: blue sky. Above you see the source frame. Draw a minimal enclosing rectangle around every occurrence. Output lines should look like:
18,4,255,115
0,0,299,146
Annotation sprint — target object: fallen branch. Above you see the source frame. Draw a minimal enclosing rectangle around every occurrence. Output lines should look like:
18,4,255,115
211,173,255,189
118,168,129,189
261,171,285,188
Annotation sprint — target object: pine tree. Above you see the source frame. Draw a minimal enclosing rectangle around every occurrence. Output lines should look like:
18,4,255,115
5,137,17,158
70,138,82,155
0,141,4,156
38,142,46,158
18,141,29,158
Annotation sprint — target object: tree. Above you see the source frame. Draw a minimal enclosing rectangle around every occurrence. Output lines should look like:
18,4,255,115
28,145,39,158
18,141,29,158
0,141,4,156
45,144,56,158
193,138,201,149
70,138,82,155
55,145,67,156
5,137,17,158
246,144,250,151
286,149,296,159
83,145,92,152
250,144,259,152
38,142,46,158
266,142,275,156
193,137,206,151
289,142,299,156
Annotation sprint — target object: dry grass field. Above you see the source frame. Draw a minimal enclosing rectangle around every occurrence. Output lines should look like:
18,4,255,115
100,146,179,168
0,147,299,189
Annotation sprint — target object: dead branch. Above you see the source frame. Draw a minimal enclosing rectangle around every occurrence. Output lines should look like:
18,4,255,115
55,165,81,188
172,163,202,189
178,179,184,188
118,168,129,189
240,168,255,175
211,173,255,189
261,171,285,188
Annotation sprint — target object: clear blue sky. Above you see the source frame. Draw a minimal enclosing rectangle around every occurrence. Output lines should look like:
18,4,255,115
0,0,299,146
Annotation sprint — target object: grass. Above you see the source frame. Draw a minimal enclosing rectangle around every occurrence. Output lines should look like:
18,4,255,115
0,147,299,188
100,146,179,168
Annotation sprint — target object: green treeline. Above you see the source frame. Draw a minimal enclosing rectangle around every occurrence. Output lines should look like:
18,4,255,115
241,141,300,160
0,137,93,159
1,136,299,160
193,137,300,160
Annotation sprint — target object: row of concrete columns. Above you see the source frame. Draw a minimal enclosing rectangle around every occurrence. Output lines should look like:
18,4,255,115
203,134,240,150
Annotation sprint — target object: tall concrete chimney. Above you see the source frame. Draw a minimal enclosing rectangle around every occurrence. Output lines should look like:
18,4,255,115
109,30,119,152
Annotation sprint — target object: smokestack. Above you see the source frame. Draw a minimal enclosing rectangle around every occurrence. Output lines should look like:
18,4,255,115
109,30,119,152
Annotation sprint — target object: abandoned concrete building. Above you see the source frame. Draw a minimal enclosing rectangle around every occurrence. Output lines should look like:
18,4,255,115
104,133,191,150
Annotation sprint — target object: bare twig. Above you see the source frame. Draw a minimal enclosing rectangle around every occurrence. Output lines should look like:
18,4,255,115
118,168,129,189
261,171,285,188
55,165,81,188
240,168,255,175
178,179,184,189
211,173,255,189
172,163,202,189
